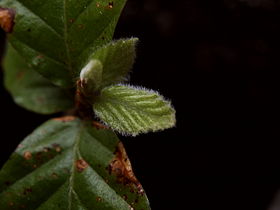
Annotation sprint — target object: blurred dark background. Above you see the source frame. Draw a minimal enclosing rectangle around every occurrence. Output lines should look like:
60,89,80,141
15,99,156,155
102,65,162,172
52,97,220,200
1,0,280,209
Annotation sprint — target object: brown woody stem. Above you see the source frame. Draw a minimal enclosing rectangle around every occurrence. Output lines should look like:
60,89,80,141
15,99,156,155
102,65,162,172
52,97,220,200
75,80,94,120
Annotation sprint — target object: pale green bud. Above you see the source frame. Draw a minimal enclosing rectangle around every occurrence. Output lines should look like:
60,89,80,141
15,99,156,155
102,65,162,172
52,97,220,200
80,59,103,93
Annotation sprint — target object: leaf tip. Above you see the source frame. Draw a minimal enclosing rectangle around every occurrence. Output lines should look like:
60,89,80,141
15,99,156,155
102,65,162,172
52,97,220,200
128,37,139,43
108,142,145,195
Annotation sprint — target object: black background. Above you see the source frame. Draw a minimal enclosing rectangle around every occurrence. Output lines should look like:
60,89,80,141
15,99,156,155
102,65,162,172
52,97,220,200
1,0,280,209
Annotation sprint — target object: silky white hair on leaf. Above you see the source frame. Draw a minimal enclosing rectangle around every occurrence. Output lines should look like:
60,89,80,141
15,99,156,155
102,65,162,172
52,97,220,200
92,84,176,136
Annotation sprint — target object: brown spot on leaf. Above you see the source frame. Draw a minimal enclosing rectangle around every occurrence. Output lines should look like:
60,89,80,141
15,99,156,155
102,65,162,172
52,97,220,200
16,71,25,80
52,173,58,179
108,2,114,9
93,121,108,130
108,142,145,195
76,159,89,172
78,24,85,29
23,187,32,195
96,2,101,7
52,144,62,152
96,197,102,202
23,151,32,160
36,54,44,59
48,154,54,159
53,116,76,122
9,202,14,206
43,147,51,153
0,8,15,33
35,152,43,160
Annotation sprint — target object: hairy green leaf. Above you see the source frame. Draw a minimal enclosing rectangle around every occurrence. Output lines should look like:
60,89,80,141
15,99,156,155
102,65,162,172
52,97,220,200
93,85,176,136
90,38,138,88
0,117,150,209
0,0,127,87
4,44,74,114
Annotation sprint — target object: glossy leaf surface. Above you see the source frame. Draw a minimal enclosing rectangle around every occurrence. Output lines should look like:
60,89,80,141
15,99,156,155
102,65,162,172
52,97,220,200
4,44,74,114
0,0,127,87
0,117,150,209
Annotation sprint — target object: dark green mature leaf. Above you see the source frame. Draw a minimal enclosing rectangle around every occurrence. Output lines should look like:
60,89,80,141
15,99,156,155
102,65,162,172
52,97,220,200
0,0,127,87
89,38,138,88
93,85,176,136
0,117,150,209
4,44,74,114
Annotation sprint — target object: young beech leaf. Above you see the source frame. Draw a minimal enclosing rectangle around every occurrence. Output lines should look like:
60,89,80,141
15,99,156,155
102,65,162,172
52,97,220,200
93,85,176,136
0,118,151,210
90,38,138,88
4,43,74,114
80,59,103,93
0,0,128,88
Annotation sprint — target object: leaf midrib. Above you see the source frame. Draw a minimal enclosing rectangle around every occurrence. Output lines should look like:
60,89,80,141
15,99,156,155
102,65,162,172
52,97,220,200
16,0,62,37
63,0,73,75
0,148,72,198
0,120,139,209
68,122,82,210
99,97,171,118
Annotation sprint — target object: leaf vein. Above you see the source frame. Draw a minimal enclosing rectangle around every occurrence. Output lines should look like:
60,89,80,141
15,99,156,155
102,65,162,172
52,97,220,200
10,36,67,67
63,0,73,75
0,149,72,198
16,0,63,37
68,0,95,28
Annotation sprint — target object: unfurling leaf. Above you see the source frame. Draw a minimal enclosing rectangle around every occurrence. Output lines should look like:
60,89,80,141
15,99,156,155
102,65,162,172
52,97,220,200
80,59,103,93
90,38,138,88
0,118,150,210
93,85,176,136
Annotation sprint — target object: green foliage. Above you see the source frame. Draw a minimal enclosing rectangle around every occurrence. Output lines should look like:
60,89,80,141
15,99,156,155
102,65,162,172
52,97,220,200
0,118,150,209
0,0,127,87
93,85,176,136
4,44,74,114
89,38,138,88
0,0,176,208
